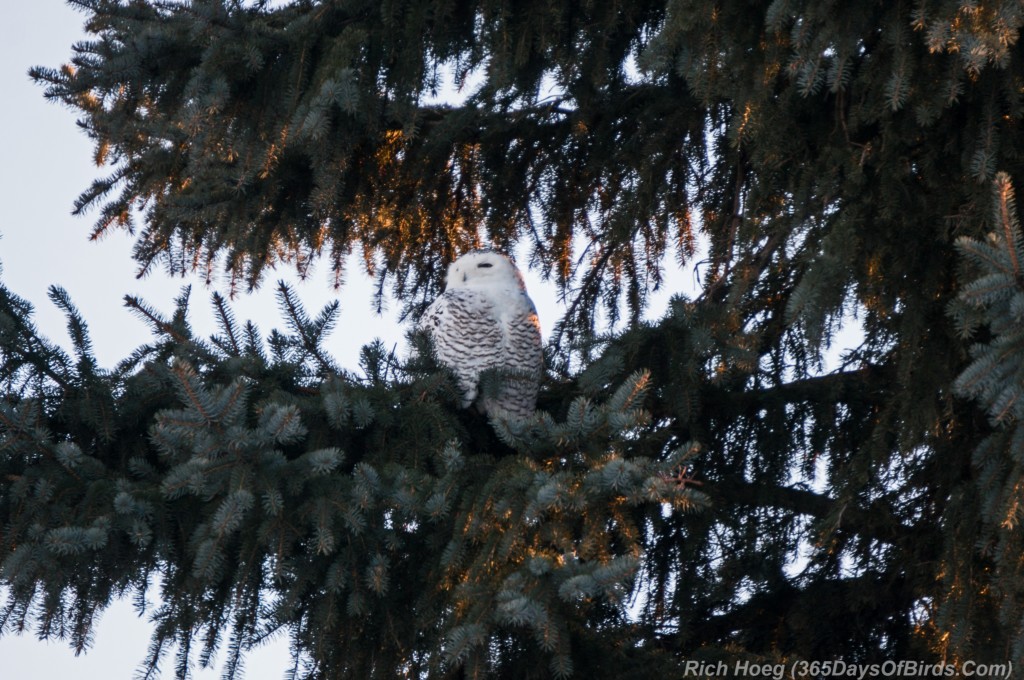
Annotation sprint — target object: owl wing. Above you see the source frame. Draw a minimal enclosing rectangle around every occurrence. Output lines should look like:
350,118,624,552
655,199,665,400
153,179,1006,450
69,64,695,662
420,289,504,408
480,302,543,419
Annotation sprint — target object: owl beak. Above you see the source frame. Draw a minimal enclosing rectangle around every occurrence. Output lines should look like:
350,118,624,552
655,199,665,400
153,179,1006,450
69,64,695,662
462,273,467,283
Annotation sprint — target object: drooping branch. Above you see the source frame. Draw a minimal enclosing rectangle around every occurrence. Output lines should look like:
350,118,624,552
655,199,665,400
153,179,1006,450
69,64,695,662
669,570,921,655
701,367,888,419
708,477,923,547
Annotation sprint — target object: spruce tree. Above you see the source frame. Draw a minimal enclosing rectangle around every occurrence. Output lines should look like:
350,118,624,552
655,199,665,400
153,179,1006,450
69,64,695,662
4,0,1024,676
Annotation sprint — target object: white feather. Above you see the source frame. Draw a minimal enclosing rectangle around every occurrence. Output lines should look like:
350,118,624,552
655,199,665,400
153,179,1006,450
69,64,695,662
420,251,542,419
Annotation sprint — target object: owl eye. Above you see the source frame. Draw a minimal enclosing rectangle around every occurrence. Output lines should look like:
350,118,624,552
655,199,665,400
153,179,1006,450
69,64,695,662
477,262,494,268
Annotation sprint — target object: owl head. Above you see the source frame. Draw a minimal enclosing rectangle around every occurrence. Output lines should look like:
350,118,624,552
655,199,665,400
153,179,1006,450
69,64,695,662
444,250,525,291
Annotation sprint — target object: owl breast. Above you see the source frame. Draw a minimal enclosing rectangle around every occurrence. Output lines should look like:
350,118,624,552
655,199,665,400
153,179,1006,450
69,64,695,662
421,282,542,420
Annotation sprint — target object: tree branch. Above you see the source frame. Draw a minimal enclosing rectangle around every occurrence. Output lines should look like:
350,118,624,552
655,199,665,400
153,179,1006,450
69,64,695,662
701,366,888,417
707,477,924,547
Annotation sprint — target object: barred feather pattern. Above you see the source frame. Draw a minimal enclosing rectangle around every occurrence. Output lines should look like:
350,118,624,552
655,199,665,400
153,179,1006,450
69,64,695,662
420,251,543,420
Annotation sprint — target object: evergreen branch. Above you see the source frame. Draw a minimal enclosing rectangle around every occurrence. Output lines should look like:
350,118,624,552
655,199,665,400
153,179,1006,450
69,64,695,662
169,360,214,424
698,229,789,307
14,0,1024,670
708,478,918,546
211,292,242,357
242,321,266,361
551,243,617,350
676,571,919,651
995,172,1022,281
123,295,189,344
700,366,887,417
275,281,337,374
955,237,1015,278
0,287,74,391
0,338,72,393
0,407,82,481
47,286,96,368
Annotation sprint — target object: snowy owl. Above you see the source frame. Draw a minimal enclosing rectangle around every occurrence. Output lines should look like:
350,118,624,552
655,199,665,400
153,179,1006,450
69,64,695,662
420,250,543,419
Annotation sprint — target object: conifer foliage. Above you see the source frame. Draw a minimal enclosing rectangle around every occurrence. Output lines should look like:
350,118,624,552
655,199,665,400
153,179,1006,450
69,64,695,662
7,0,1024,676
0,279,701,678
950,173,1024,661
